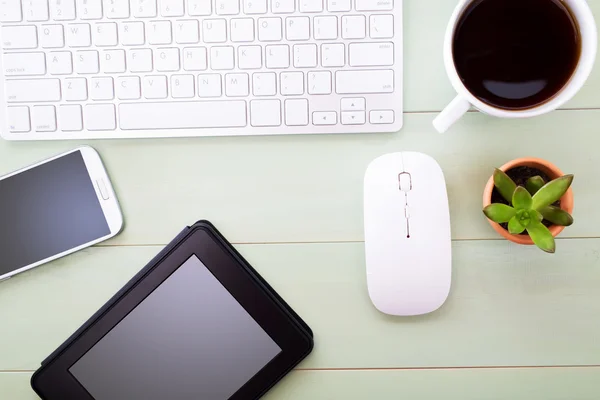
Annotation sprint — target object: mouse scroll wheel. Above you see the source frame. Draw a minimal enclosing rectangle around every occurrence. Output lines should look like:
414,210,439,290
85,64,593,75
399,172,412,192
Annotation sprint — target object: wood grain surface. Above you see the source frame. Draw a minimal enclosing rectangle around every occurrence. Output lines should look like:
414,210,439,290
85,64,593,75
2,0,600,398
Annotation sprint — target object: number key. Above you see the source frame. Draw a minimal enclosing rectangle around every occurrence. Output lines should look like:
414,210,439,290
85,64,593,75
77,0,103,19
216,0,240,15
50,0,76,20
132,0,157,17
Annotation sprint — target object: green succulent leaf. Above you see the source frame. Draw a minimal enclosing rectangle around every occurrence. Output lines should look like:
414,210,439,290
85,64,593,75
526,220,556,253
531,209,544,222
512,186,533,210
515,209,531,227
508,216,526,234
531,175,574,210
539,206,574,226
483,204,517,223
526,176,545,195
493,169,517,203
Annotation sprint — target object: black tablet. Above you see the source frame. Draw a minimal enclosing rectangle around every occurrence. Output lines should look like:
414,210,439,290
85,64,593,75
31,221,313,400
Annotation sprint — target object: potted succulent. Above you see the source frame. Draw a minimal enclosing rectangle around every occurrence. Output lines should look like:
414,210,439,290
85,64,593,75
482,158,574,253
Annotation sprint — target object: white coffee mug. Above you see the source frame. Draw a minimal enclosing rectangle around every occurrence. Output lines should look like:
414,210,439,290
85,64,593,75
433,0,598,133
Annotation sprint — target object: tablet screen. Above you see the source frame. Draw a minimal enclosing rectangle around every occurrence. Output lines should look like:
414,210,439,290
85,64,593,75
69,255,282,400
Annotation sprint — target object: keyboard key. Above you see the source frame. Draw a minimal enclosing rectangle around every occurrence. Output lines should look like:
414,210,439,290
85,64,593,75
197,74,222,97
155,48,180,71
183,47,208,71
120,101,247,129
266,45,289,68
312,111,336,125
341,111,365,125
272,0,294,13
143,75,168,98
258,17,282,41
203,19,227,43
231,18,254,42
225,73,249,97
341,97,365,111
132,0,157,17
370,110,394,124
4,53,45,76
321,43,344,67
128,48,153,72
175,20,200,44
148,21,172,44
50,0,76,20
243,0,266,14
308,71,331,94
40,25,65,48
210,46,234,70
356,0,393,11
370,14,394,38
117,76,141,99
75,50,99,73
171,74,195,98
293,44,317,68
33,106,57,131
85,104,116,131
1,0,22,22
120,22,145,45
252,72,276,96
59,104,83,131
94,22,118,46
104,0,130,18
335,69,394,94
64,78,88,100
299,0,322,12
90,77,114,100
285,17,309,41
8,107,31,132
67,24,92,47
101,49,126,73
342,15,366,39
349,42,394,66
6,79,61,103
160,0,184,16
188,0,212,15
216,0,240,15
250,99,281,126
48,51,73,75
314,16,337,40
239,46,262,69
285,99,308,126
25,0,50,21
327,0,350,11
77,0,103,19
2,26,38,49
280,71,303,95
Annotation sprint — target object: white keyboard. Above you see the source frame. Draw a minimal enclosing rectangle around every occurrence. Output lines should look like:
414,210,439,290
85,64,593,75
0,0,402,141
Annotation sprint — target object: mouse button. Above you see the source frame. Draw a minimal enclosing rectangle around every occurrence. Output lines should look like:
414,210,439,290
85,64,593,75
398,172,412,192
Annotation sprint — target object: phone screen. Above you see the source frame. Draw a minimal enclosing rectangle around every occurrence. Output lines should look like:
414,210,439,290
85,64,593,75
0,150,110,275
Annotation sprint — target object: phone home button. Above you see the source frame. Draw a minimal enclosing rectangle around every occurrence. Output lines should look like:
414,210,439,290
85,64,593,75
96,179,110,200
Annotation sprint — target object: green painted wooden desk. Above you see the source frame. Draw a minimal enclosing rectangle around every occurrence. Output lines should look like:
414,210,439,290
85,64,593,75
2,1,600,398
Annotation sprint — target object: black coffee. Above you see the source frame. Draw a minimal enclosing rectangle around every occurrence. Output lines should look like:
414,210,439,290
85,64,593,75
453,0,581,110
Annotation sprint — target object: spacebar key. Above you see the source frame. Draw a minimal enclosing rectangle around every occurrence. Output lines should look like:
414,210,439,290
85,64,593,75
119,101,247,130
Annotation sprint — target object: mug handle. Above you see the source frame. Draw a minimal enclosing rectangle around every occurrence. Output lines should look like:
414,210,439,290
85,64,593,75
432,96,471,133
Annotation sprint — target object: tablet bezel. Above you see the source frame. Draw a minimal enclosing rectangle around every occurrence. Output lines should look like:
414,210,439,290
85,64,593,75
31,225,313,400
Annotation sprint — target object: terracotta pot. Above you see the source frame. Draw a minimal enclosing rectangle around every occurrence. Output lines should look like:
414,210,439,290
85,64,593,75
482,157,574,245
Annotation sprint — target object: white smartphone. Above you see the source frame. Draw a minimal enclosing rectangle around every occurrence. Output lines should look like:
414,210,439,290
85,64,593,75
0,146,123,282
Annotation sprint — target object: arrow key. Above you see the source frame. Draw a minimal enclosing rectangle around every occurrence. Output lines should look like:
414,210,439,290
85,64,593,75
341,111,365,125
341,97,366,111
370,110,394,124
313,111,337,126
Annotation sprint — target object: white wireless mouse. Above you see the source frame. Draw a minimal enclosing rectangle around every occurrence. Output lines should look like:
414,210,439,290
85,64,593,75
364,152,452,316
